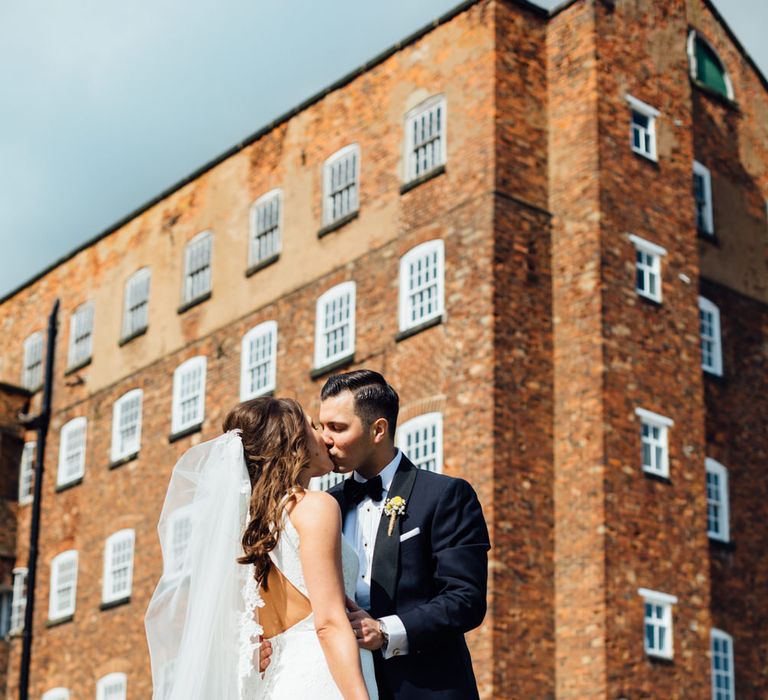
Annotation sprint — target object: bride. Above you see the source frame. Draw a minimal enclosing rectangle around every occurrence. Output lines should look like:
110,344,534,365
145,396,377,699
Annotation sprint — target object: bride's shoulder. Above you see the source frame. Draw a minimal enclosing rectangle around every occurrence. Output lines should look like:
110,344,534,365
289,490,341,531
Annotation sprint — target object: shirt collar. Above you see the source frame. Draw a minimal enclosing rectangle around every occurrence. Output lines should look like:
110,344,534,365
353,449,402,494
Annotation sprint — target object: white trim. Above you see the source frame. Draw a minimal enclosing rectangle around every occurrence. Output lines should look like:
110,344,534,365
111,389,143,462
635,408,672,478
398,240,445,332
10,567,27,633
67,300,94,369
626,95,659,162
18,441,36,505
182,230,213,304
96,673,127,700
171,356,207,434
249,189,282,266
629,235,665,303
687,30,735,100
705,458,730,543
710,628,735,700
628,234,667,257
22,331,44,390
625,94,661,118
122,267,151,338
49,550,78,620
102,529,135,603
396,413,444,474
693,161,714,235
634,407,674,427
698,296,723,376
323,144,360,225
240,321,278,400
309,471,347,492
638,587,678,605
314,281,356,368
638,588,676,659
57,417,87,487
404,95,447,182
41,689,70,700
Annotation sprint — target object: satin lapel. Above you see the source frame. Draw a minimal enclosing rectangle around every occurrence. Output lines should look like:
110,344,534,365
370,459,418,615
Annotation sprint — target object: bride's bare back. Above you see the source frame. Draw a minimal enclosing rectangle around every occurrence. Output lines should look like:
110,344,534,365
260,560,312,638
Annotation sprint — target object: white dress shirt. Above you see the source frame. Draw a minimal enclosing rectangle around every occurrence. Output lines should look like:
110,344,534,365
343,449,409,658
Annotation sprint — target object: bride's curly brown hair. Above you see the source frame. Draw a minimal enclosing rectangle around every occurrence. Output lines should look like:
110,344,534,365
223,396,311,587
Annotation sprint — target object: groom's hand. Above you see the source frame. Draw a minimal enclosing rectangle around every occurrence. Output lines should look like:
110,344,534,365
345,595,384,651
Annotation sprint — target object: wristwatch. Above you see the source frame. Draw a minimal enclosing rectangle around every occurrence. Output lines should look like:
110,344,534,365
377,619,389,651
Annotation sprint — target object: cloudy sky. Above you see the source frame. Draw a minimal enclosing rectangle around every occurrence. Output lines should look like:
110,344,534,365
1,0,766,299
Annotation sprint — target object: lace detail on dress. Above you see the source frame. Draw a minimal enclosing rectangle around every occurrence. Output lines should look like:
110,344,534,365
238,564,264,699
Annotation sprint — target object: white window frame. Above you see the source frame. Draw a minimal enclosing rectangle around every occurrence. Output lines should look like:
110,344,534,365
182,230,213,305
164,506,194,579
638,587,677,659
314,282,356,369
102,529,135,604
626,94,659,162
687,30,735,100
396,413,444,474
698,296,723,376
67,301,94,369
629,234,666,303
57,417,87,487
249,189,282,268
18,441,36,505
399,240,445,332
96,672,127,700
240,321,278,400
323,144,360,226
122,267,151,339
405,95,447,182
693,161,714,235
10,568,27,634
635,407,673,478
706,458,730,543
42,689,70,700
111,389,143,462
309,471,347,492
0,586,11,637
49,550,78,621
22,331,44,391
171,356,207,435
711,628,735,700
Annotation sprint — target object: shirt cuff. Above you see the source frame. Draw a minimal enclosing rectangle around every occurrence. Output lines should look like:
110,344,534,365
379,614,409,659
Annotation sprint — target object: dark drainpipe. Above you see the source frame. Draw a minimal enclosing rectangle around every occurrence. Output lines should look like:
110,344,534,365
19,299,59,700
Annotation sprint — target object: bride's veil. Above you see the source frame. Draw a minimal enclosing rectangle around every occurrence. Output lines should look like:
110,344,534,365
144,430,263,699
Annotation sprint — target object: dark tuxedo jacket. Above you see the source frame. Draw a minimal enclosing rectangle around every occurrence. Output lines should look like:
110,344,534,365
329,456,490,700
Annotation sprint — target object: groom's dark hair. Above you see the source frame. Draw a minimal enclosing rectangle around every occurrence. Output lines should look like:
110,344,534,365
321,369,399,439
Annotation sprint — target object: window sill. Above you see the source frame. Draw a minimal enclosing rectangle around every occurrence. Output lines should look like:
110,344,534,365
64,357,92,376
18,497,33,507
395,315,443,343
317,211,359,239
690,79,739,111
240,389,275,401
55,476,83,493
646,653,674,665
697,228,718,245
643,471,671,485
109,452,139,470
702,368,725,382
400,165,446,195
310,354,355,380
169,423,203,443
118,326,148,347
177,291,212,315
100,596,131,611
245,253,280,277
708,537,735,551
46,614,74,628
637,293,662,308
631,150,659,167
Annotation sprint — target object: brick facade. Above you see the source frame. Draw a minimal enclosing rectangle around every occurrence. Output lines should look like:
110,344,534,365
0,1,765,698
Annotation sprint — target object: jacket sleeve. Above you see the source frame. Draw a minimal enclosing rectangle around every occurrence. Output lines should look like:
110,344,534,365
397,478,490,652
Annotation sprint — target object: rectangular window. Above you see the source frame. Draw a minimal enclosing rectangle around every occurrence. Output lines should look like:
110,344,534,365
309,471,347,492
57,417,87,487
97,673,127,700
49,551,78,620
638,588,677,659
18,441,36,504
706,458,730,542
22,332,44,391
323,145,360,225
314,282,356,369
0,588,11,637
629,234,666,303
122,267,151,339
399,240,445,332
67,301,94,369
249,190,281,267
635,408,673,478
626,95,659,161
711,629,735,700
103,530,135,603
397,413,443,473
405,96,447,182
240,322,278,400
164,508,193,578
10,568,27,633
693,161,714,235
171,357,207,435
183,231,212,304
111,390,143,462
699,297,723,376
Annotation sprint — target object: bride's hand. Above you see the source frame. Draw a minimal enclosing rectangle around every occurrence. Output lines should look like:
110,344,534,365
256,637,272,674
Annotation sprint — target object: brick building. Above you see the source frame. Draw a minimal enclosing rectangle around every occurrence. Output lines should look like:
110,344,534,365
1,0,766,697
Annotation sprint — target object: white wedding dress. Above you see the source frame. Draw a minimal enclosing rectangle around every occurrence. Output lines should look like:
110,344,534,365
241,512,379,699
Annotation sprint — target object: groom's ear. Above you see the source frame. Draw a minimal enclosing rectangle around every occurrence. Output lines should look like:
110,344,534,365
370,417,389,444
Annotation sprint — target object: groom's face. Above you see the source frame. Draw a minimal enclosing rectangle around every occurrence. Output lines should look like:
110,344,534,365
319,390,372,474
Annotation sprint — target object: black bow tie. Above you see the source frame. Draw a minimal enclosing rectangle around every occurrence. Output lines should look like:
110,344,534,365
343,475,384,505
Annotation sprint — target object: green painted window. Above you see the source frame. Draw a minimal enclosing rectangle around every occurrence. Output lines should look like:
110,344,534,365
694,36,730,98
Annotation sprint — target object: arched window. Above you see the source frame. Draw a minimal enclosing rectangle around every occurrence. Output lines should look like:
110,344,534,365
687,31,734,100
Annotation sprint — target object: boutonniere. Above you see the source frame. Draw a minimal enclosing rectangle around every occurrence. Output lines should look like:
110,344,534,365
383,496,407,536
